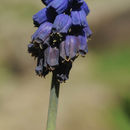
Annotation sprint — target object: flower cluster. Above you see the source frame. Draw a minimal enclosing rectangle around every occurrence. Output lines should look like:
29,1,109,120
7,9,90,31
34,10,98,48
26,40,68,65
28,0,92,83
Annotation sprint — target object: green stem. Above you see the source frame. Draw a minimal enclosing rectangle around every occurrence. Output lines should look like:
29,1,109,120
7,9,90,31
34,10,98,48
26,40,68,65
46,72,60,130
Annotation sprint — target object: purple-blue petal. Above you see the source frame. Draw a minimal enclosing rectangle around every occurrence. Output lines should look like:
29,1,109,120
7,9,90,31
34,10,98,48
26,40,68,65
80,2,90,16
65,35,79,59
60,41,66,60
78,34,88,55
45,47,59,67
47,0,69,14
83,26,92,38
33,8,48,27
71,9,87,27
53,14,72,33
32,22,52,44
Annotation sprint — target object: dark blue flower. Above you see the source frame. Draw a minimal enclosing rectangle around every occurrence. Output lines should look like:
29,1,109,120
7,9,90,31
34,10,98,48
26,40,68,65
52,14,72,34
33,8,48,27
28,43,41,58
71,9,88,27
47,0,69,14
56,61,72,83
35,57,49,77
33,8,57,27
32,22,52,46
80,2,90,16
78,33,88,56
44,46,59,70
60,36,79,62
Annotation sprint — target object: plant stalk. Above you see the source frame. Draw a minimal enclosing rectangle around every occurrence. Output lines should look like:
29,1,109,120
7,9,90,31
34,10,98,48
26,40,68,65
46,72,60,130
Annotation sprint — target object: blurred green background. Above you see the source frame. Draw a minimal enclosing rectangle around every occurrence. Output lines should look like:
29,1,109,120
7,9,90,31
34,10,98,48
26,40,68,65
0,0,130,130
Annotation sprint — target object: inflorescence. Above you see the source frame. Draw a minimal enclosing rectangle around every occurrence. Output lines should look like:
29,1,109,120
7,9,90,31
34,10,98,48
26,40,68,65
28,0,92,83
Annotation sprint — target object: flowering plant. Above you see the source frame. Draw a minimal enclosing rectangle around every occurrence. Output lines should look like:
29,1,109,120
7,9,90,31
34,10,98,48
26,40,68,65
28,1,92,129
28,0,92,83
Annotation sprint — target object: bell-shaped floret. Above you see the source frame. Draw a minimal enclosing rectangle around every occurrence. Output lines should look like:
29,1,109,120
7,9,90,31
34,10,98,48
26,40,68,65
71,9,87,27
80,2,90,16
32,22,52,46
60,36,79,61
78,32,88,56
47,0,69,14
35,58,44,76
28,43,41,58
56,60,72,83
44,46,59,70
35,57,50,77
52,14,72,34
33,8,48,27
65,36,79,60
